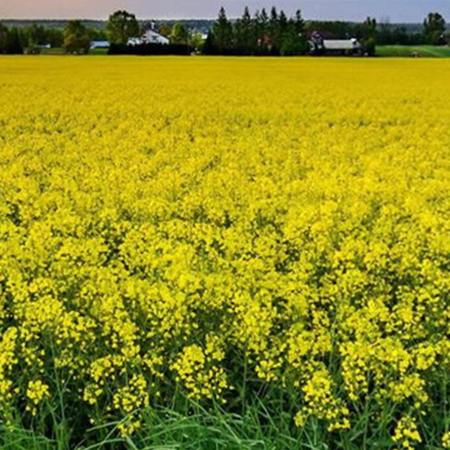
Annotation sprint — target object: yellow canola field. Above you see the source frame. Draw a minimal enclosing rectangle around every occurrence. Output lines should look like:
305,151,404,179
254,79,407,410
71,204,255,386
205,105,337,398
1,57,450,443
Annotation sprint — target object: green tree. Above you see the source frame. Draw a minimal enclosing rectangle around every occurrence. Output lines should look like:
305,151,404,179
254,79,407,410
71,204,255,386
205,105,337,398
359,17,378,56
281,11,309,56
190,32,204,52
235,6,254,53
269,6,279,45
294,9,305,34
362,37,377,56
212,7,233,51
255,8,269,42
170,23,190,45
46,28,64,48
158,24,172,38
106,10,140,45
280,29,309,56
23,24,46,54
354,16,377,40
25,24,47,46
5,27,24,54
363,17,377,35
63,20,91,54
424,12,446,44
89,27,108,42
202,30,215,54
0,23,8,53
278,10,289,37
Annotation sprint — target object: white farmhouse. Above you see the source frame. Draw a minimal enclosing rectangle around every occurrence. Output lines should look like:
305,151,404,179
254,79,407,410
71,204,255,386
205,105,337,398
128,29,170,46
323,38,361,52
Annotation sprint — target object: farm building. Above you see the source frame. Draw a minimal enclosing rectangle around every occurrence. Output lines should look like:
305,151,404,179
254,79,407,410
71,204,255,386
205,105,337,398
309,31,362,55
323,39,362,53
128,29,170,46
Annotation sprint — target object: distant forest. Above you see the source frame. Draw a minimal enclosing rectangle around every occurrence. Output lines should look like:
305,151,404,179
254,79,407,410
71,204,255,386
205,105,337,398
3,18,446,37
1,19,212,34
1,7,449,56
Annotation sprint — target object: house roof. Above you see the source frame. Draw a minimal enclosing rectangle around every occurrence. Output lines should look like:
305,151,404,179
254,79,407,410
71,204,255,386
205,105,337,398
143,29,169,40
308,30,335,40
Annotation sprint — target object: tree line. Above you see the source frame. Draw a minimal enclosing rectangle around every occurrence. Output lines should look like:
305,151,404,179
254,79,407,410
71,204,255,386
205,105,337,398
0,22,110,54
0,23,62,54
203,7,449,56
203,7,309,56
0,9,448,55
307,12,448,47
202,8,380,56
0,12,199,54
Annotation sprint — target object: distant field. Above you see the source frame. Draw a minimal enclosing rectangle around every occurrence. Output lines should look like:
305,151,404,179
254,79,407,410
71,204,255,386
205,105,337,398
31,45,450,58
39,47,108,55
377,45,450,57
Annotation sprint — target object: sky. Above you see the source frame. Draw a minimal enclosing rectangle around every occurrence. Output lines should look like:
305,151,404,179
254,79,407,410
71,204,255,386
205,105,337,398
1,0,449,23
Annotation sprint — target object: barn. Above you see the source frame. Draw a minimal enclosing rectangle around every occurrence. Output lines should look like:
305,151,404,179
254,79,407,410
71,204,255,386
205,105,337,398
323,39,362,54
310,31,362,55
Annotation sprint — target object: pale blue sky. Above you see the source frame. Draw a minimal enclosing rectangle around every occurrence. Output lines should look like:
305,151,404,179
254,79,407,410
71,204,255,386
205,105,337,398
1,0,449,22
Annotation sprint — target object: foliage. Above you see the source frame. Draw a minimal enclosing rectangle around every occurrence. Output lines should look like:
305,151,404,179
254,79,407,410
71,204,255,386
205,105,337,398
2,56,450,448
158,24,173,38
170,23,190,45
63,20,90,54
190,32,205,52
204,6,309,56
362,37,377,56
3,27,24,54
211,7,234,53
280,29,310,56
306,13,447,48
376,25,427,46
88,27,108,43
24,24,46,48
0,22,8,53
423,12,447,45
106,10,140,46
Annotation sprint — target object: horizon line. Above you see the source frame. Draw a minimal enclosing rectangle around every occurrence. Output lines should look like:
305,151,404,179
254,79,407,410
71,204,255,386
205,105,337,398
0,16,426,24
